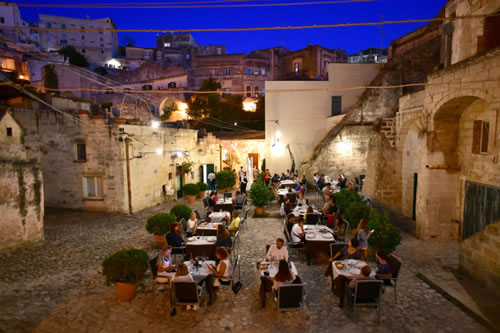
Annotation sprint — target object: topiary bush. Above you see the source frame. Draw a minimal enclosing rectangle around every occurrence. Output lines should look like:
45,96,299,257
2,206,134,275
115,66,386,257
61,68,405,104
335,189,362,212
102,248,149,285
197,182,209,192
344,201,372,229
145,212,176,235
182,183,200,196
368,209,401,254
170,204,192,221
216,170,236,189
248,181,273,208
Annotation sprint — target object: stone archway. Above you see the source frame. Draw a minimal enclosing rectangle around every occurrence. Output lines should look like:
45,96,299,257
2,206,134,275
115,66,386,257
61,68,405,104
416,95,492,240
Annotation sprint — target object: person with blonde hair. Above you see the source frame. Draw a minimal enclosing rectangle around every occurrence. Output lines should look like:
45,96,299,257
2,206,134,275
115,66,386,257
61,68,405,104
355,218,373,262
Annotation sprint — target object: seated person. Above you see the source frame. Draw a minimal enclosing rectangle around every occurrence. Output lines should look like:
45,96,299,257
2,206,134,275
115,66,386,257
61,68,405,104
322,183,333,196
317,175,326,190
166,223,185,248
333,215,346,237
207,247,231,287
172,262,198,311
300,175,307,187
272,173,281,184
346,181,355,191
284,198,292,215
215,224,233,249
286,213,298,234
290,218,305,247
208,191,217,207
338,176,347,189
273,260,295,292
266,238,289,262
232,191,245,206
325,238,361,277
321,195,332,215
375,250,393,281
226,211,241,236
186,212,197,237
347,265,375,305
156,247,176,283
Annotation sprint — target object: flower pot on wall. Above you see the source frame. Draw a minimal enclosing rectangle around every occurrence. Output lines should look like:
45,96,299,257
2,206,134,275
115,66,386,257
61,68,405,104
154,234,166,248
115,282,139,302
185,194,196,203
255,207,265,215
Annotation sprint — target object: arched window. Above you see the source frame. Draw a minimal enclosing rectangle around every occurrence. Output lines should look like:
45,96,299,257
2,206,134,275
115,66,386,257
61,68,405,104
246,85,252,97
254,86,259,97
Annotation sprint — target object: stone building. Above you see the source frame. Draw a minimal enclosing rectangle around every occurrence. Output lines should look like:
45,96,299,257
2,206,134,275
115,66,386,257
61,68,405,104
0,2,29,44
0,109,44,250
38,14,119,66
124,46,157,70
348,48,388,64
10,107,221,214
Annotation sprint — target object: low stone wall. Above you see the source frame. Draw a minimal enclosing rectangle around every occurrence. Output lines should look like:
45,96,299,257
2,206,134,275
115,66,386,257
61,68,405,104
0,161,44,249
459,220,500,297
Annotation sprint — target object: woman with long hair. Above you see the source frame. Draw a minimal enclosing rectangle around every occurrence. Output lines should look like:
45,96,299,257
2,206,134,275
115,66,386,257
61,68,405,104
355,218,373,262
375,250,393,279
273,260,295,291
207,247,230,287
215,224,232,249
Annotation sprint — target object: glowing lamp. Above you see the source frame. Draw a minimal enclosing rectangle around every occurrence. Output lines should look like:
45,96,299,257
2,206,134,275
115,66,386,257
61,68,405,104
243,99,257,112
18,74,25,80
177,102,188,112
275,129,281,139
155,148,163,155
176,151,183,158
336,140,352,155
151,120,160,129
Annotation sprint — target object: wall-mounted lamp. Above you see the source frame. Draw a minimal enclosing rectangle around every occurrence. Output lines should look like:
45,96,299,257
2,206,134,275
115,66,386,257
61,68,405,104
151,120,160,129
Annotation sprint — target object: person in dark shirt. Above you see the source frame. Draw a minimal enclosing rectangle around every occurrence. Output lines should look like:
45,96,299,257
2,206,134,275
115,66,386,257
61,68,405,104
317,175,326,190
215,224,233,249
166,223,185,247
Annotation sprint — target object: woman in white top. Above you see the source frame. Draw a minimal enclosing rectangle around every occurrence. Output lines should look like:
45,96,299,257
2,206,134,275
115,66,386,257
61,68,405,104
187,212,197,237
207,247,230,287
156,248,176,283
273,260,295,291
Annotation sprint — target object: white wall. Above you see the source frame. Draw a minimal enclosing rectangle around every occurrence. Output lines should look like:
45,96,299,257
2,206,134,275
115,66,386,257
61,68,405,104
265,63,380,173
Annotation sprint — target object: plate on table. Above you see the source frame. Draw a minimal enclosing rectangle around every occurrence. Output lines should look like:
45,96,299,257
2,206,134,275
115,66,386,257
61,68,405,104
188,237,197,242
199,223,207,227
321,233,333,239
307,233,316,239
348,268,361,275
208,236,217,242
259,263,269,270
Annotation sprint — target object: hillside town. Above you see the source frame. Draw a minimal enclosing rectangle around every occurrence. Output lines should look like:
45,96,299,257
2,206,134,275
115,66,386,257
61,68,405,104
0,0,499,332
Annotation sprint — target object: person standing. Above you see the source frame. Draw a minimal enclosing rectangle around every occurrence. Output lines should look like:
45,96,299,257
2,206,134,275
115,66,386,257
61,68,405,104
239,166,245,183
208,171,216,191
264,169,271,185
355,218,373,262
240,175,248,194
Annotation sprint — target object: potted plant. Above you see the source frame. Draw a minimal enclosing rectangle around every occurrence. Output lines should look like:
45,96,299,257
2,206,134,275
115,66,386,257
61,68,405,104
216,170,236,193
102,248,149,302
197,182,209,199
368,209,401,254
145,212,177,248
248,181,273,215
181,160,195,184
182,183,200,203
170,204,192,222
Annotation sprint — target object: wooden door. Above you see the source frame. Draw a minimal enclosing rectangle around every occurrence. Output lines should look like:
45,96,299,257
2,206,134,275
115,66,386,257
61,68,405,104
248,153,258,169
412,173,418,221
176,166,183,199
463,181,500,240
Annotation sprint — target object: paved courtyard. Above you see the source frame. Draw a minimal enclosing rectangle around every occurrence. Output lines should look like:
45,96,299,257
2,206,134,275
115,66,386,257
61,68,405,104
0,197,487,333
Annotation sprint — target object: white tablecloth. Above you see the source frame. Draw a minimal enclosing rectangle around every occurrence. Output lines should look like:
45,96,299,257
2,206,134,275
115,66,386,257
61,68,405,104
197,222,224,231
208,212,230,223
259,261,298,278
292,206,321,216
216,199,233,205
332,260,376,280
280,180,296,185
304,225,334,241
185,260,215,278
187,236,217,246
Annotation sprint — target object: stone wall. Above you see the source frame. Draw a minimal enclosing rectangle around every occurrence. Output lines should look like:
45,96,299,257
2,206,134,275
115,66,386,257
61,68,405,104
0,161,44,249
459,219,500,297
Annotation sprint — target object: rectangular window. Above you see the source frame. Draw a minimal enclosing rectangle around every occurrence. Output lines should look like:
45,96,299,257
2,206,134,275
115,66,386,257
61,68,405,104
100,43,104,48
217,48,221,55
61,24,66,29
324,61,329,71
331,96,342,116
225,68,231,76
81,36,85,40
80,26,84,30
253,68,259,75
293,62,300,72
83,176,103,199
186,53,190,59
211,69,217,76
0,17,5,24
472,120,489,154
261,69,266,75
99,31,103,35
47,23,52,28
246,68,251,75
47,37,52,42
60,39,67,45
6,127,12,136
76,143,86,161
0,57,16,71
100,37,103,41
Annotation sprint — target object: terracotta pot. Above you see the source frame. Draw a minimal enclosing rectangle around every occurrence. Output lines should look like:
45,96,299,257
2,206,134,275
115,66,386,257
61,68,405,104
226,187,232,192
154,234,166,248
217,188,225,194
114,117,126,124
255,207,265,215
197,191,205,199
185,194,196,203
115,282,139,302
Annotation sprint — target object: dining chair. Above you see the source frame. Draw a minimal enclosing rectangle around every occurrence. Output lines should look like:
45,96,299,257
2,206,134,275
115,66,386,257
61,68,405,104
379,255,402,303
148,256,170,304
330,242,347,258
224,192,233,200
164,233,186,263
276,284,305,320
172,280,205,311
352,280,383,322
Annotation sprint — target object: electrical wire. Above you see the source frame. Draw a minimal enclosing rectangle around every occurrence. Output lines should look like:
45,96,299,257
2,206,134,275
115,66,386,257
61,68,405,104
16,0,374,9
3,13,499,33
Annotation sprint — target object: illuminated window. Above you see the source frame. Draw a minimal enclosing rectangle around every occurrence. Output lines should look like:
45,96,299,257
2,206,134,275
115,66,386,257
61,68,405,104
293,62,300,72
324,61,329,71
83,176,103,199
246,68,251,75
164,42,170,47
253,68,259,75
261,69,266,75
186,53,190,59
211,69,216,76
217,48,222,55
472,120,489,154
0,57,16,71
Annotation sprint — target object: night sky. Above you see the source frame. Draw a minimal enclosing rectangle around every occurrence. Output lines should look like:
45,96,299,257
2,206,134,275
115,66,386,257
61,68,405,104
15,0,447,54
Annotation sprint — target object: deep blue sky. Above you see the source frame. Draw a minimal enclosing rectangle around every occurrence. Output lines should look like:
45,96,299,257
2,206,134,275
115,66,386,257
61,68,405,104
15,0,447,54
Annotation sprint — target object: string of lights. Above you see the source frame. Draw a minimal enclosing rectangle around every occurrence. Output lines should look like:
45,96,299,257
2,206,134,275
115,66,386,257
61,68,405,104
15,0,373,8
2,13,499,33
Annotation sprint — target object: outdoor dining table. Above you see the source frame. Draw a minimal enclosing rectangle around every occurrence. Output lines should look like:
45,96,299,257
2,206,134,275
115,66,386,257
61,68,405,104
177,260,216,305
277,188,296,204
330,259,376,300
196,222,223,236
208,211,230,223
303,225,336,264
278,180,297,190
257,261,298,308
292,205,321,217
214,199,233,213
186,236,217,259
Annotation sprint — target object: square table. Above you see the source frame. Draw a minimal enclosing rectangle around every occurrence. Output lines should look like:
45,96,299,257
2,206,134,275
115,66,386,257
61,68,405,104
208,212,230,223
332,259,376,279
185,260,215,281
197,222,223,236
215,199,234,213
186,236,217,259
278,180,297,190
292,206,321,217
258,261,298,278
303,225,336,264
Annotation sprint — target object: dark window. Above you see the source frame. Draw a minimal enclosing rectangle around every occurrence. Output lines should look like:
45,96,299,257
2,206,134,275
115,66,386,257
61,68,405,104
246,86,251,97
0,17,5,24
225,68,231,76
47,23,52,28
82,36,85,40
82,49,86,53
481,12,500,53
61,24,66,29
168,82,176,88
472,120,489,154
254,86,259,97
6,127,12,136
331,96,342,116
76,143,86,161
142,84,153,91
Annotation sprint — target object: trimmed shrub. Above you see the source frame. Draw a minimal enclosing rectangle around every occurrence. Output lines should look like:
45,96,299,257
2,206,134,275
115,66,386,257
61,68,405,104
248,181,273,208
102,248,149,285
170,204,192,221
344,201,371,229
197,182,209,191
145,212,176,235
182,183,200,196
368,209,401,254
216,170,236,189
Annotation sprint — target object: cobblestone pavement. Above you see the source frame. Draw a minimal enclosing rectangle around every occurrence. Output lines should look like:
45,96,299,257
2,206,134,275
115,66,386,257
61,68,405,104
0,196,487,333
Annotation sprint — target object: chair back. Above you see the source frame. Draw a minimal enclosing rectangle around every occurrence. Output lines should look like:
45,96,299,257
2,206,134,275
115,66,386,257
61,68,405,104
230,255,241,281
149,256,158,278
203,197,209,208
287,193,297,203
233,231,240,246
283,221,291,243
173,281,199,304
224,192,232,200
277,284,304,310
265,244,271,254
243,207,250,220
354,280,383,303
180,218,188,232
343,220,350,238
389,255,402,279
305,213,321,225
330,242,347,257
193,209,202,220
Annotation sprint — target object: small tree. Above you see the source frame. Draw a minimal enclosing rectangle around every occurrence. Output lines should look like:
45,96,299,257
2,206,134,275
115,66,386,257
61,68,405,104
216,170,236,189
367,209,401,254
248,181,273,208
223,152,240,170
170,204,192,221
160,99,177,121
121,34,136,47
58,45,89,67
43,64,58,90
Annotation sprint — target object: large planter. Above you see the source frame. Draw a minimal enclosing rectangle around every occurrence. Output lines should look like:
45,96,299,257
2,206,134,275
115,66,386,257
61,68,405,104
185,194,196,203
115,282,139,302
217,188,225,194
154,234,166,248
225,187,232,192
197,191,205,199
114,117,126,124
255,207,265,215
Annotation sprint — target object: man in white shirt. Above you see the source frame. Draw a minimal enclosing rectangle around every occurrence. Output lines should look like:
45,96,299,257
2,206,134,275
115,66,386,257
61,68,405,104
239,166,245,182
266,238,289,261
291,218,305,246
